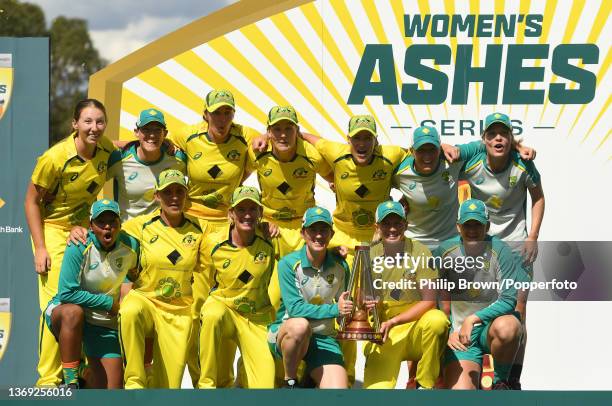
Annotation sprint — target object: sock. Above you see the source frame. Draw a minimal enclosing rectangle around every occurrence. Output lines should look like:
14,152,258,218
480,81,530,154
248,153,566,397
493,362,512,384
62,360,80,387
509,364,523,383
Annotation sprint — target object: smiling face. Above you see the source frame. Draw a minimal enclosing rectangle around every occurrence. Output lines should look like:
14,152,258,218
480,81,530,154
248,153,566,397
136,122,167,154
205,106,235,138
302,222,334,256
91,211,120,249
155,183,187,217
483,123,513,159
73,106,107,147
376,213,407,243
412,143,441,175
229,199,262,234
349,131,376,166
268,119,298,155
457,219,489,247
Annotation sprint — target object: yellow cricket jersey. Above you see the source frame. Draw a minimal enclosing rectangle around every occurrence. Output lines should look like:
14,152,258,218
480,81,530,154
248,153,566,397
30,134,115,230
168,121,259,219
316,139,406,234
247,139,332,222
122,211,205,314
202,230,276,322
370,239,438,319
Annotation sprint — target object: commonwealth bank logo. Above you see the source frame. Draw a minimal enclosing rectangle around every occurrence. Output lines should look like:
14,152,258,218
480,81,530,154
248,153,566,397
0,54,13,122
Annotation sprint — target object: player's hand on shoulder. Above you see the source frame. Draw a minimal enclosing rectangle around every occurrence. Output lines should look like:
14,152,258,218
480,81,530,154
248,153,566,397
252,133,269,153
67,226,88,246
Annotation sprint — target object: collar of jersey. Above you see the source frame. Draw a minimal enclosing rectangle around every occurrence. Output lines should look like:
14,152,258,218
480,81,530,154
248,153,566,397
226,226,258,248
299,245,335,271
129,143,166,166
483,151,517,174
458,234,493,257
68,132,102,161
157,212,187,228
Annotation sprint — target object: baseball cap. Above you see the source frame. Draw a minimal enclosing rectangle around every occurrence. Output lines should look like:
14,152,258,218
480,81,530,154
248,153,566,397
90,199,120,221
267,105,298,126
230,186,262,207
458,199,489,224
156,169,188,191
375,201,406,223
484,112,512,132
205,89,235,112
136,108,166,128
412,126,441,150
348,115,377,137
302,206,333,228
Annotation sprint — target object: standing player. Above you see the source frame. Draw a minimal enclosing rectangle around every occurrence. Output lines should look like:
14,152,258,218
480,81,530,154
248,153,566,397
45,199,139,388
458,113,544,389
119,169,205,388
363,201,449,389
268,206,352,388
436,199,525,389
198,186,276,388
24,99,115,386
167,89,258,385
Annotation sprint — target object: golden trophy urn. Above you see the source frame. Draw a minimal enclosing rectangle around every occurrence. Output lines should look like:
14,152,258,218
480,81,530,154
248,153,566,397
337,244,383,343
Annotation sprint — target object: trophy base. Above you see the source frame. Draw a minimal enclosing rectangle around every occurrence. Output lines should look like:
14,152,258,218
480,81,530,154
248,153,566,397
337,329,383,343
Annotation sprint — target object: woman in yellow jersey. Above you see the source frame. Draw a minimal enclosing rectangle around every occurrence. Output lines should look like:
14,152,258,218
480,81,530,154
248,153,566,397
198,186,276,388
25,99,115,386
118,169,205,389
167,89,260,386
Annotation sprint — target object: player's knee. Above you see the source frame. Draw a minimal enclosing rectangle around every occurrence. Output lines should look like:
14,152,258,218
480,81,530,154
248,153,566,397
490,316,522,344
200,302,226,328
59,304,84,328
421,309,450,337
285,318,311,341
118,300,141,321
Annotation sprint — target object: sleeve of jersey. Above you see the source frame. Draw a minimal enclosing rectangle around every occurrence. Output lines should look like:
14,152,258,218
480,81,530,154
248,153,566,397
167,126,189,151
278,257,340,319
523,159,541,187
474,244,519,324
121,217,143,241
241,125,260,143
57,244,113,311
457,140,485,162
31,152,59,190
384,145,407,167
314,139,342,165
106,149,123,181
311,147,333,178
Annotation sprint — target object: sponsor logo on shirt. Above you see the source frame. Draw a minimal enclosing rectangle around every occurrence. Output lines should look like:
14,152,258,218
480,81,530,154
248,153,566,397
340,172,349,179
157,277,181,299
263,169,272,177
193,152,203,160
150,235,159,243
223,259,231,269
89,262,100,270
128,172,138,181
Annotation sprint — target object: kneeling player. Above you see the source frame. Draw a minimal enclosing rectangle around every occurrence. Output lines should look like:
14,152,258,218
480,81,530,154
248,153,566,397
45,199,139,388
436,199,525,389
363,201,449,389
268,207,353,388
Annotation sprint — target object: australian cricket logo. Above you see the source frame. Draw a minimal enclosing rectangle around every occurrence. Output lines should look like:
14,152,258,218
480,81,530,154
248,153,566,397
226,149,241,162
254,251,268,264
97,161,107,173
115,257,124,269
293,167,308,179
0,54,13,122
325,274,335,286
372,169,387,181
441,171,451,183
182,234,197,248
509,176,517,187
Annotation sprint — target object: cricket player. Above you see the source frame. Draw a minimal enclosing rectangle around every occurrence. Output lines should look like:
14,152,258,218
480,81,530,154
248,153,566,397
24,99,115,386
45,199,139,388
119,169,205,388
268,206,352,388
435,199,526,389
363,201,449,389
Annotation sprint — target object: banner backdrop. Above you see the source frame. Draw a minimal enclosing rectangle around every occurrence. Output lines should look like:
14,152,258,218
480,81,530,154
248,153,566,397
0,38,50,386
84,0,608,389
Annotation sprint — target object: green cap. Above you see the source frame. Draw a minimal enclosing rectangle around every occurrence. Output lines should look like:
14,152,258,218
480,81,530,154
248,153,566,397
458,199,489,224
90,199,120,220
156,169,188,191
230,186,262,207
137,108,166,128
412,125,440,150
484,112,512,132
375,200,406,223
205,89,235,112
348,115,377,137
267,105,298,126
302,206,333,228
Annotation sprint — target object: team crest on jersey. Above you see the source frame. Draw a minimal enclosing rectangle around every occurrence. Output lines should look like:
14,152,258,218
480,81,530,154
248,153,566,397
182,234,197,247
254,251,268,264
340,172,349,179
97,162,107,173
441,171,451,183
372,169,387,181
234,297,256,314
0,54,14,123
193,152,203,160
156,277,181,299
325,274,335,286
226,149,241,161
293,167,308,178
352,208,374,227
150,235,159,243
408,181,417,190
223,259,231,269
509,176,517,187
263,169,272,177
128,172,138,181
475,176,485,185
115,257,123,269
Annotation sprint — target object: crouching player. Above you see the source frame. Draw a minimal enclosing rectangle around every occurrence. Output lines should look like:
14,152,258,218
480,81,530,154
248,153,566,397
268,207,353,388
363,201,449,389
45,199,139,388
436,199,526,389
